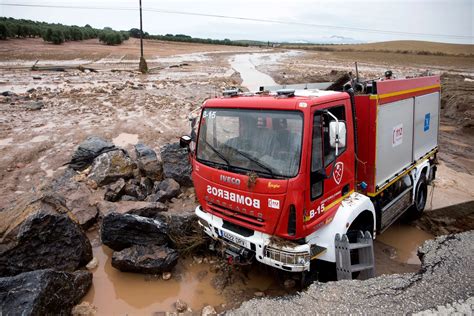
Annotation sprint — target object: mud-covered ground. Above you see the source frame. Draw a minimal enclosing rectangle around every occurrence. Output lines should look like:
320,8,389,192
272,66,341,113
0,38,473,313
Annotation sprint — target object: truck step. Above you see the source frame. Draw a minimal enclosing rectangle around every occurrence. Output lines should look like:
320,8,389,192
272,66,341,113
348,242,372,250
335,230,375,281
350,263,375,272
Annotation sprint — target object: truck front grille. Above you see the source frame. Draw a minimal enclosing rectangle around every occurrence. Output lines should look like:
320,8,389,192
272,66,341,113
208,202,265,228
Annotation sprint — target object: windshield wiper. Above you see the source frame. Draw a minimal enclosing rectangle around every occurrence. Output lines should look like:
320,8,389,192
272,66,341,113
223,145,275,178
203,139,230,166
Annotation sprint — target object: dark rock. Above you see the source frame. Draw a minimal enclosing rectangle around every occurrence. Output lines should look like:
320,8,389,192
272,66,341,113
25,101,44,111
88,149,135,186
160,142,193,187
69,136,116,171
97,200,168,217
1,91,14,97
101,212,169,251
0,269,92,315
124,181,146,200
158,178,181,197
27,88,36,93
104,178,126,202
135,143,163,181
0,194,92,276
111,244,179,274
124,201,168,218
50,168,98,229
140,177,154,196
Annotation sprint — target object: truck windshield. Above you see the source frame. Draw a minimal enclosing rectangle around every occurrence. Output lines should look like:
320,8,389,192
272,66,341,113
196,108,303,178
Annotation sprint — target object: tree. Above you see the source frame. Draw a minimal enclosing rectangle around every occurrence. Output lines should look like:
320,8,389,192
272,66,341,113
0,23,8,40
43,28,65,45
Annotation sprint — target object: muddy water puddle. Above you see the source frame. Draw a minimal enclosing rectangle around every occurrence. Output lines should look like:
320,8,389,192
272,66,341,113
377,223,434,265
82,246,282,315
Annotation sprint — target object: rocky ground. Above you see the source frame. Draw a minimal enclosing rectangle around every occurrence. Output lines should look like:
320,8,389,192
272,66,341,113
0,39,473,314
230,231,474,315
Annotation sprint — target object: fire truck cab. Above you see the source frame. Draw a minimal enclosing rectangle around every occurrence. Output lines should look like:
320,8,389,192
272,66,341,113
185,75,440,273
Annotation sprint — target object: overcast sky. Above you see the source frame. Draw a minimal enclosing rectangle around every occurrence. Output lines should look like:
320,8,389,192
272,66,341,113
1,0,473,44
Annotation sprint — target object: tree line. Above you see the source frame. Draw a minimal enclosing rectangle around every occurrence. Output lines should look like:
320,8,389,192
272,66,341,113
0,17,128,45
128,28,249,47
0,17,249,47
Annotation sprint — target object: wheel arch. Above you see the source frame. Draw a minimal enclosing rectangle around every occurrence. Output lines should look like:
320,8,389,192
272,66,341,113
306,192,376,263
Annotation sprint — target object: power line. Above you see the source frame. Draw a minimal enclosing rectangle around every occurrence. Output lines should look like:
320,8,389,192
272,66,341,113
1,2,472,40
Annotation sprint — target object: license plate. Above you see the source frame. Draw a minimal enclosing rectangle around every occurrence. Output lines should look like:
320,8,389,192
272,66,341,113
220,230,246,248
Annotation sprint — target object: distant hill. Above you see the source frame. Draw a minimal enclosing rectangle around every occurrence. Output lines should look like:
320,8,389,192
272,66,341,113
282,40,474,56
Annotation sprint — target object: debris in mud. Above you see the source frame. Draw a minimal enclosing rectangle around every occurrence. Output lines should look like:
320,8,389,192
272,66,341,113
202,305,218,316
25,100,44,110
175,299,189,313
112,244,179,274
0,269,92,315
0,193,92,276
72,301,97,316
441,74,474,129
415,201,474,236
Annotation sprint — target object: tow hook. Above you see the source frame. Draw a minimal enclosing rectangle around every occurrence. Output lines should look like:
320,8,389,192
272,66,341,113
224,244,254,266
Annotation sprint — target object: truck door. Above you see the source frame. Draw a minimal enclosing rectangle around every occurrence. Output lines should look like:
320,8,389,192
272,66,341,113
305,101,355,230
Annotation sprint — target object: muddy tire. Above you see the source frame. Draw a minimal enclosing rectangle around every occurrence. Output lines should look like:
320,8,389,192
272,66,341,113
406,176,428,221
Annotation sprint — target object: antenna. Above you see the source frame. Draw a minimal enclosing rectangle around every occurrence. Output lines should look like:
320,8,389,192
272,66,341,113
355,62,360,83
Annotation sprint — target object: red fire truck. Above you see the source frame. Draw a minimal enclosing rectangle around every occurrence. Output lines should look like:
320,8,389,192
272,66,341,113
182,73,440,275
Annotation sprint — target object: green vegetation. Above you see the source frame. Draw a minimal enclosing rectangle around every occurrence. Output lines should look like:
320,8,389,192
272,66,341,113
2,17,250,47
128,28,249,47
0,17,129,46
98,27,129,45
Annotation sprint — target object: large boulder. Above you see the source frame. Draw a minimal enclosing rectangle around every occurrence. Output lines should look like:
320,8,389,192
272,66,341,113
100,212,169,251
135,143,163,181
147,178,181,203
50,168,98,230
0,269,92,315
111,245,178,274
88,149,135,186
69,136,116,171
0,194,93,277
97,200,168,217
160,143,192,187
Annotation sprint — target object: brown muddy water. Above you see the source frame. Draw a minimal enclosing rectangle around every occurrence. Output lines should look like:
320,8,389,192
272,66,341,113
82,223,434,314
82,245,283,314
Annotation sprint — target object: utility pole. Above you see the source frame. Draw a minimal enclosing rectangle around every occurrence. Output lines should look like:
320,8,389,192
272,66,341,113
138,0,148,73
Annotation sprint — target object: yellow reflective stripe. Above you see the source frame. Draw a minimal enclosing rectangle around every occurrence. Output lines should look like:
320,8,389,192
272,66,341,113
367,148,437,197
369,84,440,100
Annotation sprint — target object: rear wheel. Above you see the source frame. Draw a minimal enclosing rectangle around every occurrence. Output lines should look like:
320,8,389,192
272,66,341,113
405,176,428,221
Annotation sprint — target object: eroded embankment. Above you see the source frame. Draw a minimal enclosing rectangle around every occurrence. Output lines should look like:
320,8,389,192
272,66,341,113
230,231,474,315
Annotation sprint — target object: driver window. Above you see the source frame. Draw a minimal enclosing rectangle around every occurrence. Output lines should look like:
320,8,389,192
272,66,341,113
311,114,323,199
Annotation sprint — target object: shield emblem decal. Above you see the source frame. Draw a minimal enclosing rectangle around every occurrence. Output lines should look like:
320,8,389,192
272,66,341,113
333,162,344,185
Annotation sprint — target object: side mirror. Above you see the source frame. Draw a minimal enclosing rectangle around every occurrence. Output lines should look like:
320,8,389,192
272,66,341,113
180,135,192,148
329,121,346,154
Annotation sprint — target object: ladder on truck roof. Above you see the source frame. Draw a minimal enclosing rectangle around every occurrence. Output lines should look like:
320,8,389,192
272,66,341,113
335,231,375,280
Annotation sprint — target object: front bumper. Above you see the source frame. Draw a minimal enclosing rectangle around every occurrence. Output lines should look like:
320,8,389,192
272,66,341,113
196,205,311,272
